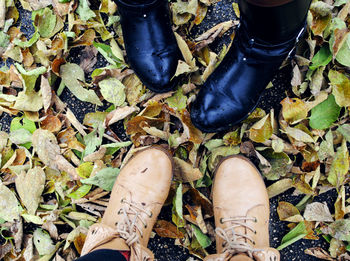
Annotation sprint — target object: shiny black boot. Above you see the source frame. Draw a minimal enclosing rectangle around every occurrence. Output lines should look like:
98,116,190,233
190,0,312,133
115,0,181,93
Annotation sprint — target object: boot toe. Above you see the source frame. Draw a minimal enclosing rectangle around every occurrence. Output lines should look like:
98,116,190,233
129,49,181,93
191,91,250,133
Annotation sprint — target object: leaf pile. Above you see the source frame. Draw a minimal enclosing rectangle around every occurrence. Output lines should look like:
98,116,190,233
0,0,350,260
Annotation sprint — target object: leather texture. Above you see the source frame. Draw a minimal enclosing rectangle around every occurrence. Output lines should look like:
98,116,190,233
81,147,173,261
190,0,311,133
115,0,181,93
204,156,280,261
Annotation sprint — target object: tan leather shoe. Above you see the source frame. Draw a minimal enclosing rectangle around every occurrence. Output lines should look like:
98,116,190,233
81,146,173,261
204,156,280,261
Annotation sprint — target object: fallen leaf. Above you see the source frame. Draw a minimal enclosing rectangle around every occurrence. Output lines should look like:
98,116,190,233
304,202,334,222
15,167,46,215
329,70,350,107
99,78,126,106
327,139,349,187
174,157,203,182
281,97,308,124
277,201,304,223
0,181,20,222
32,129,79,180
309,94,341,130
82,167,120,191
60,63,102,106
33,228,56,256
267,179,293,198
154,220,184,239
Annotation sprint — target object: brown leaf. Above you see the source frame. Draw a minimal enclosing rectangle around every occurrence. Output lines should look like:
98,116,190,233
73,233,86,255
189,188,213,218
173,157,203,182
277,201,304,222
154,220,184,239
305,247,333,260
41,115,62,133
79,46,98,73
332,28,350,59
105,106,140,127
72,29,96,47
41,74,52,112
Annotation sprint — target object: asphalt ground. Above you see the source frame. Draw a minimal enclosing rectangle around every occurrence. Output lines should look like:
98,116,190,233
0,0,339,260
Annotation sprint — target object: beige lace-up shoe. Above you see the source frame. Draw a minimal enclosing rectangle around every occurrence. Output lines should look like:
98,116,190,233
81,147,173,261
204,156,280,261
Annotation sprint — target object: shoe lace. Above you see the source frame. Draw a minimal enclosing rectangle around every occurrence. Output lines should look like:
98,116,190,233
116,198,152,246
215,216,259,259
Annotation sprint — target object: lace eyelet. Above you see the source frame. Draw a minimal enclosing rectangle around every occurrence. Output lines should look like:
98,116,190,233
219,218,224,224
144,224,147,229
254,218,258,223
149,212,153,218
253,241,256,245
254,230,257,234
121,198,124,203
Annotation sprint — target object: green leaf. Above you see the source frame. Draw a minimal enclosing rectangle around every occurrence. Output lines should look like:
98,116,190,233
81,167,120,191
0,182,20,222
337,124,350,142
83,129,103,156
33,228,56,256
174,183,183,220
68,184,92,199
0,31,10,49
93,42,122,66
259,150,292,181
60,63,102,105
99,78,126,106
167,88,187,111
327,139,349,187
191,224,212,248
33,8,56,38
335,34,350,67
277,222,308,250
13,31,39,48
309,45,332,70
10,117,36,133
309,94,341,130
77,162,94,178
207,146,240,171
334,0,347,6
76,0,96,21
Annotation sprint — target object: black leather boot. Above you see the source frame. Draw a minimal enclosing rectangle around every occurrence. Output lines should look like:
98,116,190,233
115,0,181,93
190,0,312,133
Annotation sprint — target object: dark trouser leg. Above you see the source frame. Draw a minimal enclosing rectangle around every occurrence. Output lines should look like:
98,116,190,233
239,0,312,43
76,249,127,261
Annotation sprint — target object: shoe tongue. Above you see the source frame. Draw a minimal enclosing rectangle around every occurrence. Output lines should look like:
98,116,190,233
230,254,254,261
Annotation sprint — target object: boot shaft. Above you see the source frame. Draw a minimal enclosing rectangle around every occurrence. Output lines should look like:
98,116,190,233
239,0,312,43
